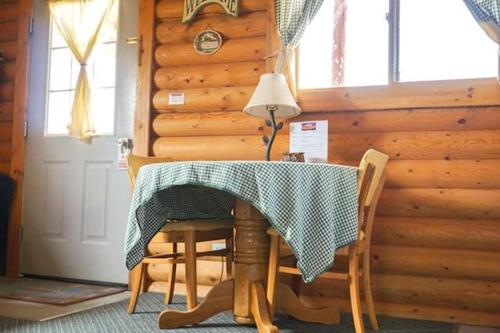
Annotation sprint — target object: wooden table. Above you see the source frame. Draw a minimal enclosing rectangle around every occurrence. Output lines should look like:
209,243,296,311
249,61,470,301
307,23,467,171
158,199,340,332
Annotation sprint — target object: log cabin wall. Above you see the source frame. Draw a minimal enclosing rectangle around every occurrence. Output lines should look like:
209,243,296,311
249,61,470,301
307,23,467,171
0,0,30,277
0,0,18,175
138,0,500,327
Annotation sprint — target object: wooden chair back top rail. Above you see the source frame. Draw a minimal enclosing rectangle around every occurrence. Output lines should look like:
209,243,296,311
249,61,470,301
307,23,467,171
127,154,174,188
357,149,389,207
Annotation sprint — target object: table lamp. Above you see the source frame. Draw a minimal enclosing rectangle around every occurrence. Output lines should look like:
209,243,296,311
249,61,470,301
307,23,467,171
243,73,302,161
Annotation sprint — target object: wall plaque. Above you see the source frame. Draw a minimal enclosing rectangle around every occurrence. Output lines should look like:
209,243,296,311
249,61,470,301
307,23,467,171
193,29,223,55
183,0,239,23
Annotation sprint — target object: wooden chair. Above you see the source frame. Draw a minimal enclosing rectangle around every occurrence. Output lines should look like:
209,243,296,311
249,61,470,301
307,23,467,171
266,149,389,333
127,155,234,314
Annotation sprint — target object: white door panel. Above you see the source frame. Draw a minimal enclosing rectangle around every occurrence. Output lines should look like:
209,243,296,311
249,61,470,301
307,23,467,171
22,0,138,283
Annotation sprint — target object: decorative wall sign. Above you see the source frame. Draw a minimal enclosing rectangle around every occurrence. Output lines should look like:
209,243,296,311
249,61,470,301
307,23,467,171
193,29,223,55
183,0,239,23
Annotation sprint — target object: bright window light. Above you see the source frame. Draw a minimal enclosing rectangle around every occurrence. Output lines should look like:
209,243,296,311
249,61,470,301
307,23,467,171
45,1,119,136
298,0,498,89
399,0,498,82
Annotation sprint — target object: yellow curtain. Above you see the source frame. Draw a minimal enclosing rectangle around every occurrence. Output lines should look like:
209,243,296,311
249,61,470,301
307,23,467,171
48,0,115,141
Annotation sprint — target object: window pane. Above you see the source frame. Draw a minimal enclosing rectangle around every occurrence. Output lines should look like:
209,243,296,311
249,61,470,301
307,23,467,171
50,22,67,48
46,91,72,135
90,43,117,88
298,0,334,89
399,0,498,82
49,48,73,91
343,0,388,87
298,0,389,89
92,88,115,135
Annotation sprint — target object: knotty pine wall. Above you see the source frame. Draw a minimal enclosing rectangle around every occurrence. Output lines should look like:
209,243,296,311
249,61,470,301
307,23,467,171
142,0,500,326
0,0,30,277
0,0,18,174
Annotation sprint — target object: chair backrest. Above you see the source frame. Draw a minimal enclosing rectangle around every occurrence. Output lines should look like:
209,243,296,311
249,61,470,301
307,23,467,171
127,154,174,189
356,149,389,237
357,149,389,208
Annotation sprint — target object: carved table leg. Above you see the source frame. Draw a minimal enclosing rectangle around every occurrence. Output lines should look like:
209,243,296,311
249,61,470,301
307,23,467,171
158,279,233,329
275,282,340,325
233,199,278,332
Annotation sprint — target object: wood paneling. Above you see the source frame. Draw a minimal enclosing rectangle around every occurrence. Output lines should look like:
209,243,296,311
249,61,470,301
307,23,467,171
301,296,500,327
372,217,500,251
153,86,255,112
133,0,156,156
302,273,500,313
156,0,266,19
0,122,12,142
0,162,9,175
0,81,14,100
383,159,500,189
0,142,12,162
0,60,16,81
0,2,18,22
0,101,13,122
137,0,500,325
155,37,266,66
156,11,267,44
154,61,265,90
0,20,17,42
371,245,500,281
378,188,500,219
153,111,267,137
0,41,18,60
153,135,286,160
298,78,500,111
2,0,30,277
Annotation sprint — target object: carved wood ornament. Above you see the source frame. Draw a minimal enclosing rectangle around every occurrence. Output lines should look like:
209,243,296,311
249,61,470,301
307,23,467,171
183,0,240,23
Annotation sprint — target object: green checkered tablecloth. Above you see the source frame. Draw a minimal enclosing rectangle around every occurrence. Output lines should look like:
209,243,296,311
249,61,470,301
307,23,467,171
125,161,359,283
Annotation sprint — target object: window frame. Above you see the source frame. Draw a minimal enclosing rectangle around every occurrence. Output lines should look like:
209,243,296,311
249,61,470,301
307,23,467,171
44,9,119,138
296,0,499,111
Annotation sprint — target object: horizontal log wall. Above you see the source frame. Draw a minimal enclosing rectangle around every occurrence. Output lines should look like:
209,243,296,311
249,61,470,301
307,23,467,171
143,0,500,326
0,0,18,174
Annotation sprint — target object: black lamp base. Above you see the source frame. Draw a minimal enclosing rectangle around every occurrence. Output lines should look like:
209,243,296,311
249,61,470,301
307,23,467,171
262,109,283,161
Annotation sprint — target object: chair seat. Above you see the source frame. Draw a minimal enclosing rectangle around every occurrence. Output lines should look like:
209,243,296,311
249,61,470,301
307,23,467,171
160,219,234,232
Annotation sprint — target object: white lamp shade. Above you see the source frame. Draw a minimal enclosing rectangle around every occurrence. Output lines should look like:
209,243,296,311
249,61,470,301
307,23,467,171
243,73,302,119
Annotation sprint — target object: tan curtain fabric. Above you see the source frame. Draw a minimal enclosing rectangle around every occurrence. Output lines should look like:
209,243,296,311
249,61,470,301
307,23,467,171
48,0,115,141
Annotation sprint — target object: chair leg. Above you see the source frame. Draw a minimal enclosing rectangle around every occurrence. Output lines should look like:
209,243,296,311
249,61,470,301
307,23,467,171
184,230,197,310
363,253,379,330
349,247,365,333
291,258,302,296
165,242,177,305
266,234,280,318
225,236,233,279
128,262,145,314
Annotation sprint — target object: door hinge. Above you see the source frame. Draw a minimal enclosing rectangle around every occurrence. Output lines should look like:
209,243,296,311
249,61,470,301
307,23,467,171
19,225,23,244
28,16,34,35
24,121,28,138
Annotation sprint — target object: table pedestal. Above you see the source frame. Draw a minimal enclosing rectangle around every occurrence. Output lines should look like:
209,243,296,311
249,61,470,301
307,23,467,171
158,200,340,332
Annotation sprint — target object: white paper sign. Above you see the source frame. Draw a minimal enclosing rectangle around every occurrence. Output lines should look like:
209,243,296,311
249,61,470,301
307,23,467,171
289,120,328,163
168,92,185,105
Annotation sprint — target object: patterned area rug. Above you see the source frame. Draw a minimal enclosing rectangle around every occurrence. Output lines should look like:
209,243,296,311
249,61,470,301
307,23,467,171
0,293,453,333
0,278,126,305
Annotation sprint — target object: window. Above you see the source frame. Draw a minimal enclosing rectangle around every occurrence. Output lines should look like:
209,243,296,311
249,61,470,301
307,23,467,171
298,0,498,89
45,2,119,136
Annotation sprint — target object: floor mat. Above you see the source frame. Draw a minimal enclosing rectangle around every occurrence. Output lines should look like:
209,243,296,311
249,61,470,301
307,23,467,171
0,277,126,305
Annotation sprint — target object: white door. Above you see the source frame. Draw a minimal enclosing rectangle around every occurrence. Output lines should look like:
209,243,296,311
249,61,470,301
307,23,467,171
21,0,138,283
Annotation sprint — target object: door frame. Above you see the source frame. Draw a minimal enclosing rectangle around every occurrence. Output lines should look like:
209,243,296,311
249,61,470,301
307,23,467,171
5,0,32,278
